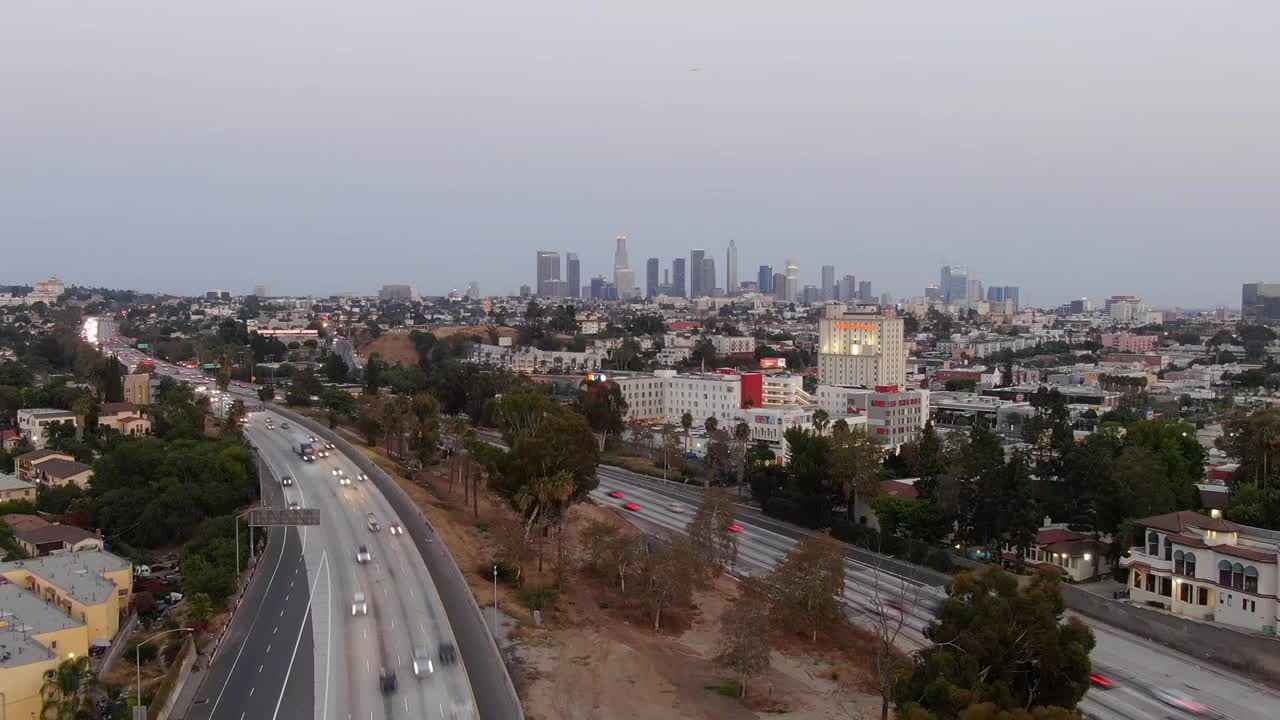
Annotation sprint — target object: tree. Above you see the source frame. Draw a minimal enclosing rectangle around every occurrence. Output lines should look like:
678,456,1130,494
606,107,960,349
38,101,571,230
681,411,694,453
323,352,350,383
216,353,232,391
642,534,699,630
363,352,386,395
895,568,1094,719
716,577,772,698
766,531,845,643
258,385,275,402
40,655,99,719
704,415,718,437
285,383,311,407
320,386,357,428
687,488,739,578
187,591,214,633
731,421,751,487
576,379,627,452
830,425,885,521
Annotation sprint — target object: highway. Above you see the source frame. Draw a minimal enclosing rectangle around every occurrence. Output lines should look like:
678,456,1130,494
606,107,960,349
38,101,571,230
589,467,1280,720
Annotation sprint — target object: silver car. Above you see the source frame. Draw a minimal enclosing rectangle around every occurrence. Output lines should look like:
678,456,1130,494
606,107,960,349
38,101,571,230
352,591,368,616
412,647,433,677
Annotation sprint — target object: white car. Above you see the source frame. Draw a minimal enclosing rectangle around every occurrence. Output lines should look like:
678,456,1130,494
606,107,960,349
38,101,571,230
366,514,381,532
338,475,352,486
355,472,368,482
288,501,300,510
412,647,434,677
331,468,344,477
356,545,371,563
668,502,684,513
389,523,404,535
280,475,293,487
352,592,368,616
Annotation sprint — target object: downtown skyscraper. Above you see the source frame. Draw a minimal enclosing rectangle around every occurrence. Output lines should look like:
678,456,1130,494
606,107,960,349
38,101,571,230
689,249,706,298
535,250,561,297
758,265,773,294
821,265,836,301
646,258,660,298
566,252,581,298
726,240,739,296
613,235,636,299
672,258,687,297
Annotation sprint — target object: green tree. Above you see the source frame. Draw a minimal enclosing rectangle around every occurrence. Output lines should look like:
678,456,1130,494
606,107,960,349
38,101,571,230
830,425,885,521
716,577,772,698
187,591,214,633
363,352,386,394
681,411,694,453
895,568,1094,719
812,408,830,435
320,386,357,428
766,531,846,644
576,379,628,452
323,352,350,383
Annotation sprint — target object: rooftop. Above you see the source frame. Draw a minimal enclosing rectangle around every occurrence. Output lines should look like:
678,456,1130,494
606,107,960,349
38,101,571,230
0,550,131,606
98,402,140,416
33,458,93,479
19,408,76,419
0,627,59,669
0,584,81,636
0,473,35,493
16,524,99,548
2,514,50,533
16,449,73,463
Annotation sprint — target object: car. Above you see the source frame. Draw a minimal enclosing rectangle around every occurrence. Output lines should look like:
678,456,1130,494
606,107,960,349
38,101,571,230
308,435,317,442
1151,688,1209,715
367,514,381,532
623,502,642,511
438,643,458,666
281,422,290,429
379,668,397,694
389,523,404,535
1089,672,1115,690
412,647,434,677
355,472,368,482
728,523,744,533
608,491,625,499
288,501,300,510
325,441,335,449
667,502,684,513
280,475,293,487
356,545,371,563
339,476,352,486
352,591,368,615
134,564,152,577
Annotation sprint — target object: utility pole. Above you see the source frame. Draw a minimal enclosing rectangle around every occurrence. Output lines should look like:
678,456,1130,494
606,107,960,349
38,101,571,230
492,564,499,633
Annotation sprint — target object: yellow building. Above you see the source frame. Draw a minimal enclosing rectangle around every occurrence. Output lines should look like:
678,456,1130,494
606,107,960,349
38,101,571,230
0,550,132,720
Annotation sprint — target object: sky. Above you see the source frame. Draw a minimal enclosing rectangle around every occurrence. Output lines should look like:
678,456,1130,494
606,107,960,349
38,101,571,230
3,2,1278,309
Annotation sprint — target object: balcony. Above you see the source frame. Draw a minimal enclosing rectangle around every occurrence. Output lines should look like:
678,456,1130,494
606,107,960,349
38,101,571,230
1120,548,1171,572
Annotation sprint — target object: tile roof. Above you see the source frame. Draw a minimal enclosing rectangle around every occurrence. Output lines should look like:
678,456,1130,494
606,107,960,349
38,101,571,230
16,524,99,547
879,479,919,500
16,449,72,463
1,514,50,532
33,458,93,479
1137,510,1243,534
1216,544,1276,563
98,402,139,416
1037,527,1088,545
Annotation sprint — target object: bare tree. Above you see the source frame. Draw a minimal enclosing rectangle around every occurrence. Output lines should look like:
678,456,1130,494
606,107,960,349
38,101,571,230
686,488,739,580
642,535,698,630
863,554,925,720
716,577,772,698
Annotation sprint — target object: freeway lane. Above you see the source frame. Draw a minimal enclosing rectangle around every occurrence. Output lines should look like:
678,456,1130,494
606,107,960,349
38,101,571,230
248,414,479,720
593,470,1280,720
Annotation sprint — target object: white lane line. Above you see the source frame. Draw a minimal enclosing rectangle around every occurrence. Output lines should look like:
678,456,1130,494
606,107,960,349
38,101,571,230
280,609,285,616
258,664,263,673
205,518,290,720
419,621,425,633
404,697,409,712
322,548,332,720
273,626,278,635
285,593,289,601
409,585,414,599
240,713,246,720
250,687,255,696
266,643,271,653
271,550,328,720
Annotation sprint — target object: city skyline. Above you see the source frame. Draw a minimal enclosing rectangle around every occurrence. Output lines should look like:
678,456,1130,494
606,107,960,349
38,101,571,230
6,4,1279,306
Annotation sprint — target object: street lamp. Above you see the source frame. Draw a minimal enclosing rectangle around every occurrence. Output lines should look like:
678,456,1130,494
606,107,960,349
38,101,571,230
492,564,499,633
234,508,257,577
136,628,193,708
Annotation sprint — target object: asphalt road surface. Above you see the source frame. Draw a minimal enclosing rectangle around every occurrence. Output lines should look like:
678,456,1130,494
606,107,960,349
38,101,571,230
593,467,1280,720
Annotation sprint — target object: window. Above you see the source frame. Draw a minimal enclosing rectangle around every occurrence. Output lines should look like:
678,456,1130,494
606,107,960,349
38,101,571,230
1244,566,1259,593
1147,531,1159,556
1243,599,1256,613
1133,570,1142,589
1164,536,1173,561
1197,587,1208,606
1232,562,1245,590
1184,553,1196,578
1179,583,1192,603
1218,560,1233,586
1174,550,1184,576
1146,574,1155,592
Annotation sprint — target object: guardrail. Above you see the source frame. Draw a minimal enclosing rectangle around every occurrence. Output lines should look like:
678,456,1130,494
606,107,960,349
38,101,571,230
266,407,525,720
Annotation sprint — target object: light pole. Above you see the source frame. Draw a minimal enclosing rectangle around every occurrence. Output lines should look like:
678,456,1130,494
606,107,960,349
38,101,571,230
492,564,499,632
234,508,256,577
136,628,192,708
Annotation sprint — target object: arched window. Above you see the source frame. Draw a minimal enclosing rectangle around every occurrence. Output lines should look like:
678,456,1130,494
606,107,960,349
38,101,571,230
1232,562,1245,590
1218,560,1233,586
1173,550,1185,576
1244,566,1259,593
1183,553,1196,578
1147,531,1160,556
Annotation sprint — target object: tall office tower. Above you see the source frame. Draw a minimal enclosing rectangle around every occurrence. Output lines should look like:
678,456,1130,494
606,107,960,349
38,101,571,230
646,258,660,298
519,284,531,298
726,240,739,296
613,235,636,298
880,292,894,307
690,249,706,297
253,285,268,298
925,283,942,302
802,285,820,305
758,265,773,294
672,258,687,297
701,258,717,297
839,275,856,302
859,280,873,301
940,265,969,304
821,265,836,301
466,281,480,300
1005,286,1020,309
772,273,786,300
1243,283,1280,323
566,253,581,298
969,279,983,305
784,258,800,303
536,251,561,297
817,304,907,387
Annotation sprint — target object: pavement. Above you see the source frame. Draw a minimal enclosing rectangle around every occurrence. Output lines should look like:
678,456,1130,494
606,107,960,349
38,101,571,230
593,466,1280,720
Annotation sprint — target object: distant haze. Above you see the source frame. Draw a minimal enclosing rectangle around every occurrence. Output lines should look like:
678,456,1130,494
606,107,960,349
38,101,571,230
2,2,1277,308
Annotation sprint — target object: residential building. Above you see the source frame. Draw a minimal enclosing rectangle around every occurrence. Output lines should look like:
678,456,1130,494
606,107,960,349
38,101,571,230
821,265,836,302
16,408,78,448
1241,283,1280,325
7,515,104,556
97,402,151,436
1120,510,1278,633
123,373,153,406
1100,332,1158,353
15,450,93,489
254,285,268,298
689,249,706,298
0,429,22,451
1105,295,1144,323
726,240,739,295
1002,522,1109,583
536,251,561,297
0,473,36,503
510,347,606,374
14,450,74,483
858,280,873,302
758,265,773,294
817,304,907,388
710,335,755,356
0,549,133,720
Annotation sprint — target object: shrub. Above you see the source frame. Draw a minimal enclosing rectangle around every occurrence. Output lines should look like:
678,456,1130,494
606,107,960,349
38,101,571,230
517,584,559,611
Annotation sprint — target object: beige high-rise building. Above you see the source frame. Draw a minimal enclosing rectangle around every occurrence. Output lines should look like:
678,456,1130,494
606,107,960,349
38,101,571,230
817,303,906,388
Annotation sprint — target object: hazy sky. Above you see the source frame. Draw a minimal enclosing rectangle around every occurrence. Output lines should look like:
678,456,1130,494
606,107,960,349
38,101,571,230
3,3,1278,308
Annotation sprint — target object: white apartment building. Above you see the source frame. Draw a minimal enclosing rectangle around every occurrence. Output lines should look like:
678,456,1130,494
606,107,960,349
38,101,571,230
814,384,928,447
710,335,755,355
28,276,65,305
655,346,692,366
1120,510,1279,633
817,304,906,387
17,409,79,449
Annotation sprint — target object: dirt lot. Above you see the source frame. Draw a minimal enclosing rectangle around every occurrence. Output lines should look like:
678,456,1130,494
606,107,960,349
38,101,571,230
341,431,882,720
356,326,518,367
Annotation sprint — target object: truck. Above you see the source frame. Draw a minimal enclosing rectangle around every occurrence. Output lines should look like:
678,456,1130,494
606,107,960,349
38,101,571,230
294,441,317,462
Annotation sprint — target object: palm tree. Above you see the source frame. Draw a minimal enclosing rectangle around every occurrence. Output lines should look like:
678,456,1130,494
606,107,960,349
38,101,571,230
40,656,95,720
732,421,751,489
813,408,830,435
704,416,718,436
681,412,694,453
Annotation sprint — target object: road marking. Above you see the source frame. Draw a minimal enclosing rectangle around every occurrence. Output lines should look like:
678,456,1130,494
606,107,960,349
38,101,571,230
404,697,409,712
322,550,332,720
266,643,271,653
409,585,414,599
420,621,425,633
250,687,255,696
280,609,285,616
273,626,278,635
258,664,263,673
272,550,327,720
366,658,370,673
285,593,289,601
205,517,290,720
